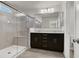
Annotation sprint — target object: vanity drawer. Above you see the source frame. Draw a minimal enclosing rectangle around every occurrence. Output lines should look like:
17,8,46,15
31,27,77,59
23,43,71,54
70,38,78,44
42,33,48,36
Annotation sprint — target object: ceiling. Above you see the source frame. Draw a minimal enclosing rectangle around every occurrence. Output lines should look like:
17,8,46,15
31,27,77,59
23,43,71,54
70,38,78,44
4,1,64,14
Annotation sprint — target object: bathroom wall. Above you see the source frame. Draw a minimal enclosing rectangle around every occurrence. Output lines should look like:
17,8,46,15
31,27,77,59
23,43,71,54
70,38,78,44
64,1,75,58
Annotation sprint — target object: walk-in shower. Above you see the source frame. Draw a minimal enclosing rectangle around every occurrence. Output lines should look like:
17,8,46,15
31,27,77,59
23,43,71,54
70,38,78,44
0,2,29,58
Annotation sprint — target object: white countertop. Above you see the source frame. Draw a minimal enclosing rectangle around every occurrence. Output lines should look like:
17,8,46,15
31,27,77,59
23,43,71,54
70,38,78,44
30,28,64,33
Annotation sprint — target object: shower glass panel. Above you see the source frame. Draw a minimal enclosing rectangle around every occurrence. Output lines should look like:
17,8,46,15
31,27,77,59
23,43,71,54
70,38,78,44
15,16,28,46
0,10,20,58
12,14,27,57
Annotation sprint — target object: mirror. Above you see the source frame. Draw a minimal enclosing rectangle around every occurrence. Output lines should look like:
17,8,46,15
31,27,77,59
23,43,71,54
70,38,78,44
33,12,64,30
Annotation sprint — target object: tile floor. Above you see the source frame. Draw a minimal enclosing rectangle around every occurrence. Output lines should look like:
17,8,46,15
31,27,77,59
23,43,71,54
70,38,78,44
17,48,64,58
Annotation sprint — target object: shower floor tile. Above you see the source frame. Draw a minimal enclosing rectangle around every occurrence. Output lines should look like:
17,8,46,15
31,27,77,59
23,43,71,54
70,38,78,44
17,48,64,58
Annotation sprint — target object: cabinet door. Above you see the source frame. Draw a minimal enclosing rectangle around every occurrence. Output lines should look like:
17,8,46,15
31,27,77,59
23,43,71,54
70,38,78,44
48,34,58,51
31,33,42,48
56,34,64,52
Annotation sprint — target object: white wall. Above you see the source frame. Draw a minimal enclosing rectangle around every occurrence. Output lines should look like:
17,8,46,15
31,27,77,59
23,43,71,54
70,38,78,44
64,1,75,58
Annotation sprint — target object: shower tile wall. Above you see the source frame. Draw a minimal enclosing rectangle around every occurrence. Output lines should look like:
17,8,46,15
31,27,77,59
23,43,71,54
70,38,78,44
12,16,29,47
0,13,17,50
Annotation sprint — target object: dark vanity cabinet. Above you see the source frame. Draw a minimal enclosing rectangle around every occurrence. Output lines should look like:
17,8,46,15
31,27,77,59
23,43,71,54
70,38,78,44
31,33,42,49
47,34,64,52
31,33,64,52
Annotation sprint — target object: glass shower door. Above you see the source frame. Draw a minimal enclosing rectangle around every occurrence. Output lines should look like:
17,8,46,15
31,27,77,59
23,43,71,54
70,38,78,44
13,15,27,57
